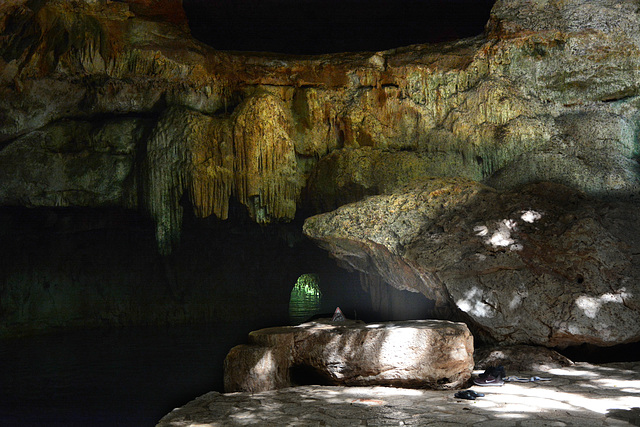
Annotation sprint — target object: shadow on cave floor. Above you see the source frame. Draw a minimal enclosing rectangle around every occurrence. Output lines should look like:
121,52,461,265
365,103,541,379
158,362,640,426
557,341,640,364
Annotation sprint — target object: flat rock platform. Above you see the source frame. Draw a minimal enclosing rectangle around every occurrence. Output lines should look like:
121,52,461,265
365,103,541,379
157,362,640,426
224,319,474,392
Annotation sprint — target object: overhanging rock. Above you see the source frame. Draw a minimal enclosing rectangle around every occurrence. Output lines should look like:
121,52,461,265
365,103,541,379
303,178,640,348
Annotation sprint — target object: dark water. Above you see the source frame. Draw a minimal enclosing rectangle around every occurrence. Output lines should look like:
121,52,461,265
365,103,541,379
288,290,323,325
0,322,272,427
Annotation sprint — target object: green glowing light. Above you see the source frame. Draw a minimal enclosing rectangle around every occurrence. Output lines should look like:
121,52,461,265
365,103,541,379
293,273,322,297
289,273,322,324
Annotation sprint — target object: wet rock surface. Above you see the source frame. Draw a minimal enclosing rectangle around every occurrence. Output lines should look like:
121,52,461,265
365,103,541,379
224,319,474,392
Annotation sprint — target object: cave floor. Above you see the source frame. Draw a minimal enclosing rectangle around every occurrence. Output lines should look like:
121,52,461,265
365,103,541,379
157,362,640,426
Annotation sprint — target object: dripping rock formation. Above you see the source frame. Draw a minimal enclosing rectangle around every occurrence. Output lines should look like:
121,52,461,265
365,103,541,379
1,0,640,348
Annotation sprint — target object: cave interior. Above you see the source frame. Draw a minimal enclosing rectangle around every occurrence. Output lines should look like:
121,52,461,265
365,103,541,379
2,0,640,425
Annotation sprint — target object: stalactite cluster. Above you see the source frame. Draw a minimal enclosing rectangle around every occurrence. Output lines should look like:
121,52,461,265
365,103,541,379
187,116,234,220
144,107,190,255
144,93,302,254
232,92,301,224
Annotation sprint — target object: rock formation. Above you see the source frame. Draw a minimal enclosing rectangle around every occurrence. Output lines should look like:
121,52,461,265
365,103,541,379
2,0,640,347
224,319,474,392
475,345,574,372
304,179,640,348
3,0,639,252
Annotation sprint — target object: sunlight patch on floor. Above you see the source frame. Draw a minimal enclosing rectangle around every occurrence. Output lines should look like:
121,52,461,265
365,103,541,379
158,363,640,426
546,367,601,377
594,377,640,391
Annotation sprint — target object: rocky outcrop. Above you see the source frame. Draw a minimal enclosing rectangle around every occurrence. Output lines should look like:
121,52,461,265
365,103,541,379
303,179,640,348
224,319,474,392
475,345,574,372
3,0,640,255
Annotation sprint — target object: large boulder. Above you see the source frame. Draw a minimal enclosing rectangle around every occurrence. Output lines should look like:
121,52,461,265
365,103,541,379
303,178,640,348
224,319,474,392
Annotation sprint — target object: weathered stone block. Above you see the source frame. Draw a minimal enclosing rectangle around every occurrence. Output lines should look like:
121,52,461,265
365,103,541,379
224,319,474,392
223,345,291,393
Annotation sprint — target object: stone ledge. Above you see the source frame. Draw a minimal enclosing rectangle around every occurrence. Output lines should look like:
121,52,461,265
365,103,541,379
223,319,474,392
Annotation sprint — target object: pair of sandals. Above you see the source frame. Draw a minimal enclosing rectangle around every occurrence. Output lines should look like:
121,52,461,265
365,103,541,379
504,376,551,382
473,366,552,386
459,366,552,401
454,390,485,400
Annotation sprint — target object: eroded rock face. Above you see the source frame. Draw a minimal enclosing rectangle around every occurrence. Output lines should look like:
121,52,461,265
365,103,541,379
0,118,141,207
3,0,640,254
224,319,474,392
303,179,640,348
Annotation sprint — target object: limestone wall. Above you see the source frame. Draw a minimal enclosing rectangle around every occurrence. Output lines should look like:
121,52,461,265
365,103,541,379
3,0,640,343
3,0,640,254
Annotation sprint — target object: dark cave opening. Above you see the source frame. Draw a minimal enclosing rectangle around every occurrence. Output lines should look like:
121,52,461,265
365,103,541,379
0,204,372,334
557,341,640,364
182,0,496,55
290,364,336,386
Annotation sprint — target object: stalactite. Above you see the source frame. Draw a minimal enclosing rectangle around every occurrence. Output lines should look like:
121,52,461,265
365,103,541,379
144,107,190,255
186,117,234,220
232,92,302,223
144,92,305,253
144,107,239,254
359,272,390,315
